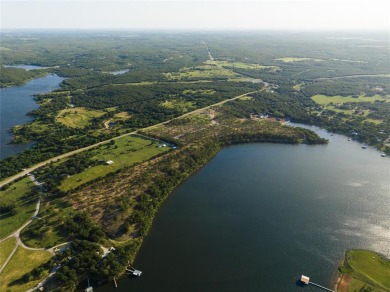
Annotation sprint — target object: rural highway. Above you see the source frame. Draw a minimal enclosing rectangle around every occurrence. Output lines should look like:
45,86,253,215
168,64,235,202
0,90,259,188
313,73,390,81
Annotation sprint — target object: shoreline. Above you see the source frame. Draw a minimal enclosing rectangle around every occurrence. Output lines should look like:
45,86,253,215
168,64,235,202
334,249,390,292
332,252,347,292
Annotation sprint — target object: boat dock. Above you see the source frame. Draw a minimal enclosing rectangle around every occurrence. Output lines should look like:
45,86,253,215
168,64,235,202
126,267,142,277
300,275,334,292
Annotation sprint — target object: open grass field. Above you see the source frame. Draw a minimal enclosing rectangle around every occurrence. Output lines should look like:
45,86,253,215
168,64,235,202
275,57,319,62
163,62,241,81
0,237,17,267
214,60,280,71
364,118,383,125
114,111,131,120
311,94,389,105
0,246,52,292
182,89,216,95
56,107,105,128
104,112,132,129
160,99,196,113
324,107,356,115
338,250,390,292
293,83,304,90
238,95,253,100
0,177,38,239
59,135,170,191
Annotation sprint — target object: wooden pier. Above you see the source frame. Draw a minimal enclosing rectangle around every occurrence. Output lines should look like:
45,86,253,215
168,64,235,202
309,281,334,292
113,277,118,287
300,275,334,292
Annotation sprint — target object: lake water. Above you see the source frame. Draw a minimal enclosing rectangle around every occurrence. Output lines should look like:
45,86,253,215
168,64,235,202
109,69,130,75
100,127,389,292
3,64,50,70
0,74,64,159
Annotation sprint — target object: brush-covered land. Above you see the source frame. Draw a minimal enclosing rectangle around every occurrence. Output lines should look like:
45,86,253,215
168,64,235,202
0,31,389,291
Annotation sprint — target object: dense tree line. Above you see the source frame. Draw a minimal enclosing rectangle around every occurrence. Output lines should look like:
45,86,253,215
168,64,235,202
0,129,116,180
64,213,106,243
72,82,258,111
302,77,390,97
220,89,314,123
0,67,48,87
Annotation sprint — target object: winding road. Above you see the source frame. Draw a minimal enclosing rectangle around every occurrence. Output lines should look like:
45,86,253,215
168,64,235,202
0,199,47,274
313,73,390,81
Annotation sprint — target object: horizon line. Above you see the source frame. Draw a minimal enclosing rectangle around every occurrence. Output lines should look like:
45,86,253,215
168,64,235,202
1,27,389,32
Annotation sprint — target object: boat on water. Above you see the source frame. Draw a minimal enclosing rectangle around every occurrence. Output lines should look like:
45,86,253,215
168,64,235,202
362,146,367,149
381,153,386,157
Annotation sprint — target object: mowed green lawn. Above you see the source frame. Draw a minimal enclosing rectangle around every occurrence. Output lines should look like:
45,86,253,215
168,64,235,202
0,177,38,239
311,94,389,105
0,246,52,292
342,250,390,291
59,135,170,191
0,237,17,267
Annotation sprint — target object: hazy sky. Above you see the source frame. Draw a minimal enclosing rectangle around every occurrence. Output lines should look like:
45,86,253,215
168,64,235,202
1,0,389,31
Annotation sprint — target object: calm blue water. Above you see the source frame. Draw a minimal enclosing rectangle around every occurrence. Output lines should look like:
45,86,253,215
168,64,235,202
0,74,63,159
101,127,390,292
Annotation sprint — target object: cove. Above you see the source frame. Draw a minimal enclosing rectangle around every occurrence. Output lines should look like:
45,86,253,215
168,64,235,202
0,74,64,159
100,126,389,292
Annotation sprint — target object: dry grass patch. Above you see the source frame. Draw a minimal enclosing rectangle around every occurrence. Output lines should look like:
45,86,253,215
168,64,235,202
114,111,131,120
0,237,17,267
56,107,105,128
0,246,52,292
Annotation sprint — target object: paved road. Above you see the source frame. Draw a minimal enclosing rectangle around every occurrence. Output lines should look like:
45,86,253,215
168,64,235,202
313,73,390,81
0,90,259,188
0,199,50,274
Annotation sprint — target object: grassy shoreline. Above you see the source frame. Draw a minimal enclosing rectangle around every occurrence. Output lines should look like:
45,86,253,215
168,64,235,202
336,250,390,292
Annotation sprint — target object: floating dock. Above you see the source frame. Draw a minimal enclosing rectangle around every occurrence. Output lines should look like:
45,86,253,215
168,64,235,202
126,268,142,277
300,275,334,292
